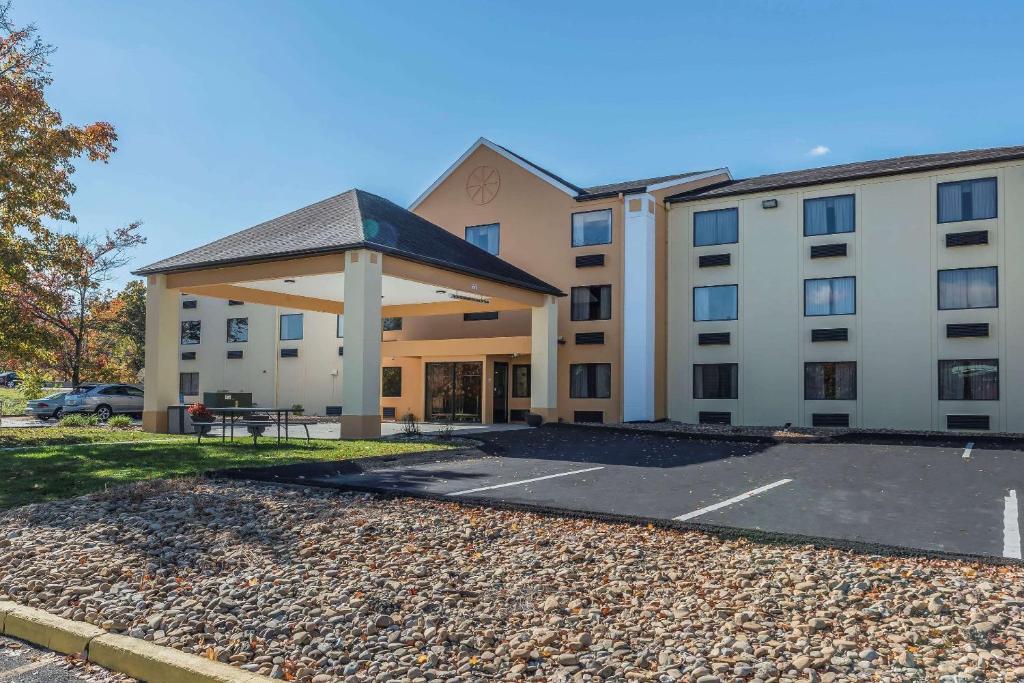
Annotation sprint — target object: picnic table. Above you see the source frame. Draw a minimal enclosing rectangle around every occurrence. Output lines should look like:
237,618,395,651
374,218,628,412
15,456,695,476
183,406,302,444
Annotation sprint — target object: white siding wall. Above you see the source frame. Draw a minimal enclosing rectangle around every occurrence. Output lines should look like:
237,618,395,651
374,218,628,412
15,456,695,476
668,160,1024,432
177,297,344,414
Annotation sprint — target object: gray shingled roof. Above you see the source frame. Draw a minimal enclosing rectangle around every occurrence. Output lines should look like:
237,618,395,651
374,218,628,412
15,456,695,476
133,189,563,296
667,144,1024,203
492,141,714,200
578,171,718,199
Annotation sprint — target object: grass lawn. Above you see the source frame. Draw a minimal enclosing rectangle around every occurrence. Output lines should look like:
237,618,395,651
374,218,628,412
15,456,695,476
0,387,25,416
0,427,453,510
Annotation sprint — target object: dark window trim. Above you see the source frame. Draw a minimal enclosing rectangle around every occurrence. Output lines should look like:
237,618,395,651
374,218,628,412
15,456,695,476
182,299,197,309
226,317,248,344
692,363,739,400
569,363,612,399
180,321,201,345
937,358,1000,401
570,284,613,321
279,313,304,341
937,266,999,311
692,284,738,322
227,300,245,306
512,364,531,398
803,193,856,237
571,208,613,248
382,316,403,332
463,311,499,321
464,223,500,255
804,361,858,400
937,176,998,224
692,207,739,248
803,276,856,317
382,366,402,398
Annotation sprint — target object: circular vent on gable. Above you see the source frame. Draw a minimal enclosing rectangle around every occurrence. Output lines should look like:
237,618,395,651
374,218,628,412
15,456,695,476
466,165,500,205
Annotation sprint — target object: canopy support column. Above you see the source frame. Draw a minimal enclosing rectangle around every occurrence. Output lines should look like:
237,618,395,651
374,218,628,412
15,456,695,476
530,295,559,423
340,249,382,438
142,274,181,432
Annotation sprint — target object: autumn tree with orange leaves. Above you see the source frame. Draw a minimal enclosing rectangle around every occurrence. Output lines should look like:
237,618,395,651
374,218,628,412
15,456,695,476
0,1,123,375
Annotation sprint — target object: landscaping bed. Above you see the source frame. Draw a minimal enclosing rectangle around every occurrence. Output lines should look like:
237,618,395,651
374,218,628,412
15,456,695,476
1,480,1021,682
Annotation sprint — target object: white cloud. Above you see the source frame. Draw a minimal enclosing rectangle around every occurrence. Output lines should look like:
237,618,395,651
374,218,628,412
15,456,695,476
808,145,831,157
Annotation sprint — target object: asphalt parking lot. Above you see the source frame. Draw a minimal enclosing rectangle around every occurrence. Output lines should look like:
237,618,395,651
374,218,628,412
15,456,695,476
309,426,1023,559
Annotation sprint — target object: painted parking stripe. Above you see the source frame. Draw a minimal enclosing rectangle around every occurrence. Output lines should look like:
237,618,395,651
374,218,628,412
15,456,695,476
1004,490,1022,559
962,441,974,460
447,466,604,496
0,660,50,680
674,479,793,521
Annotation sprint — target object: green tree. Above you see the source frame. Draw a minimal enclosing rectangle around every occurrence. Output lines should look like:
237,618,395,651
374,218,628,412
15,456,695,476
0,1,118,370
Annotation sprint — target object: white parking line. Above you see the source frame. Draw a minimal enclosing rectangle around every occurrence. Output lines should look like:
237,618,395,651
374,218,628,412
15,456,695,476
962,441,974,459
1004,490,1022,559
447,466,604,496
674,479,793,521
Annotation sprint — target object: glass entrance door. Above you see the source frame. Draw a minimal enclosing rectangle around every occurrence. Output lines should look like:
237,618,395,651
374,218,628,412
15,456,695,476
425,362,483,423
492,362,508,423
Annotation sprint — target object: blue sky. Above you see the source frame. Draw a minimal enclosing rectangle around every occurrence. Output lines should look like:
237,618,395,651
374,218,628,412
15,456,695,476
22,0,1024,287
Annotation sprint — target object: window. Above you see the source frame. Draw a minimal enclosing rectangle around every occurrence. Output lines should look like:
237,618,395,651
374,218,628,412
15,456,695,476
124,386,144,397
226,318,248,343
182,299,197,309
571,209,612,247
226,350,243,359
382,367,402,397
938,267,998,310
512,365,531,398
465,223,500,255
938,178,997,223
382,317,403,332
571,285,612,321
693,208,738,247
804,277,856,316
180,321,201,345
179,372,199,395
693,364,738,399
939,359,999,400
280,313,303,340
228,300,244,306
570,363,611,399
464,311,499,321
804,362,857,400
804,194,855,236
336,315,344,338
693,285,738,321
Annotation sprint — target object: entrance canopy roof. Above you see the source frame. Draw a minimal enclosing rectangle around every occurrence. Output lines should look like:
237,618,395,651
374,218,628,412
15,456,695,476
134,189,562,297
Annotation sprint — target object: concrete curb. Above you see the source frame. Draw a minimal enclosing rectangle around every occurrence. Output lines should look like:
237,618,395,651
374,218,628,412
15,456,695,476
0,600,270,682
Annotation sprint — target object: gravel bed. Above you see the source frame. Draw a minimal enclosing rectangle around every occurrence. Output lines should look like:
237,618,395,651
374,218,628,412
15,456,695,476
1,480,1022,682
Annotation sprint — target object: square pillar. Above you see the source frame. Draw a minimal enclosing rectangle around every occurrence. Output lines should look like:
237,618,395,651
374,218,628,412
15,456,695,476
340,249,382,438
530,295,558,423
622,193,656,421
142,274,181,432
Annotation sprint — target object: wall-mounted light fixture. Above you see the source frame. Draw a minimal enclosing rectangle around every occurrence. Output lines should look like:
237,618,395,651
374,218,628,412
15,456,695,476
762,199,779,209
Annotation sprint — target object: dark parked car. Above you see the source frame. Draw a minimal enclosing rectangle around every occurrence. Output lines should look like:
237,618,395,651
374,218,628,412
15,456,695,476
0,371,20,388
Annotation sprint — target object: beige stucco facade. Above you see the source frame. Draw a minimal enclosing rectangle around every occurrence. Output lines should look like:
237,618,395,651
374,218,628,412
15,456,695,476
667,159,1024,432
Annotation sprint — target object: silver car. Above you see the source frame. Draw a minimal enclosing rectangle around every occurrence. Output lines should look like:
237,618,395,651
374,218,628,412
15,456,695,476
24,391,72,421
62,384,144,421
